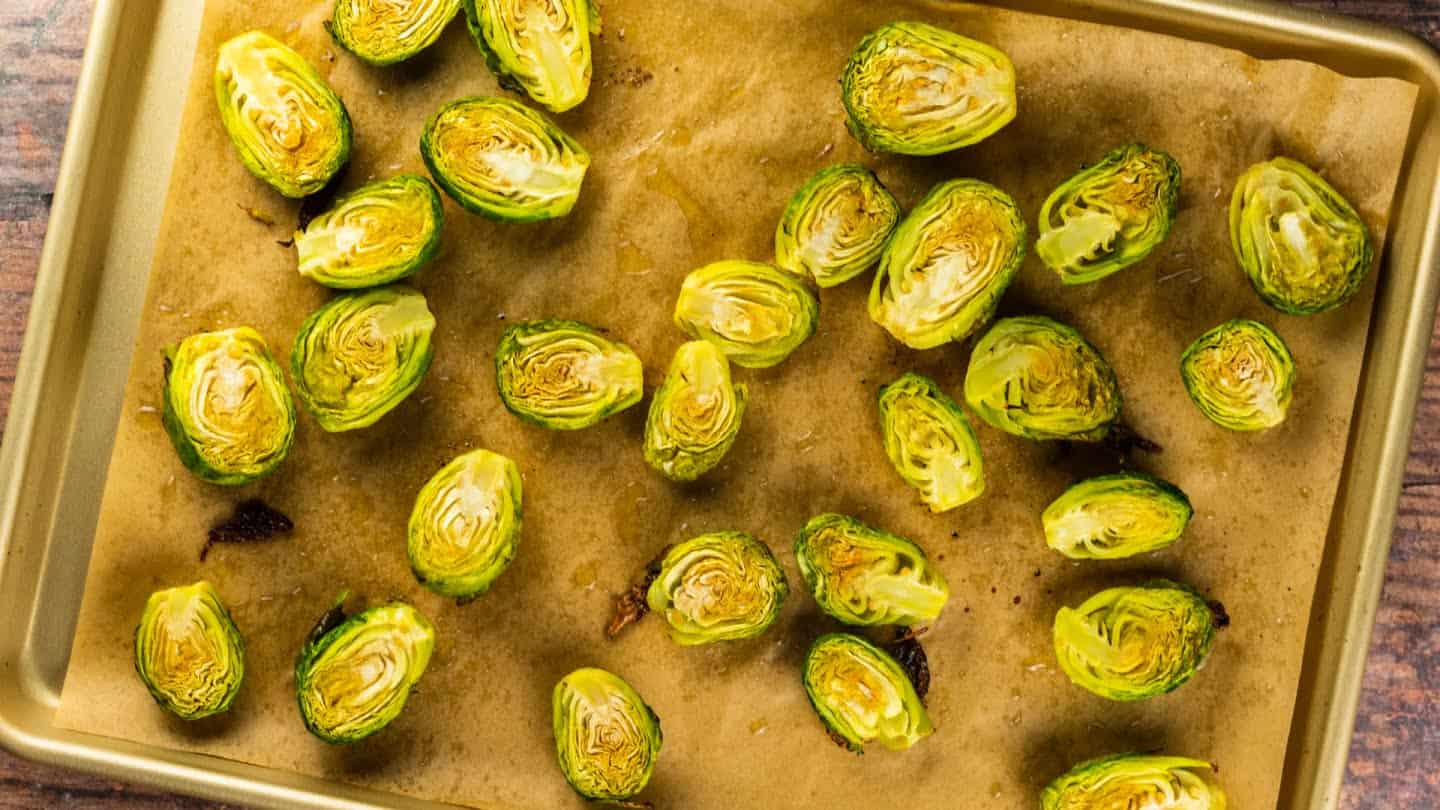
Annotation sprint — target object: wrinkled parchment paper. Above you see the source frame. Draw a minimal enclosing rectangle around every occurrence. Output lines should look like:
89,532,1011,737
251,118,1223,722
56,0,1419,807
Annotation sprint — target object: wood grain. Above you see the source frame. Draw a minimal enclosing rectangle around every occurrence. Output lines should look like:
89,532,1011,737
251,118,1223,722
0,0,1434,807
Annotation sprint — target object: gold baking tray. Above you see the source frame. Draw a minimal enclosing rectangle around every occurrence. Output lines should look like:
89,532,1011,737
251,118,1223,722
0,0,1436,807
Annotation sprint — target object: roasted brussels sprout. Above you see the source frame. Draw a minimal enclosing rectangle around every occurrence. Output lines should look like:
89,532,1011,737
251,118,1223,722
296,600,435,744
878,372,984,512
295,175,444,289
495,320,643,430
408,448,522,601
645,531,787,644
868,179,1026,350
794,513,949,627
162,327,296,485
775,164,900,288
643,341,747,481
552,668,662,802
964,316,1121,441
1037,144,1182,285
214,31,351,198
420,96,590,221
134,582,245,720
463,0,598,113
1180,319,1295,432
329,0,462,65
1041,753,1227,810
673,260,819,368
291,285,436,432
1043,473,1192,560
803,633,932,753
842,22,1016,156
1053,581,1221,701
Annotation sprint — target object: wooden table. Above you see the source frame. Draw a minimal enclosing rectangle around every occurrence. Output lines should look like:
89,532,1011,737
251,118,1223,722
0,0,1435,807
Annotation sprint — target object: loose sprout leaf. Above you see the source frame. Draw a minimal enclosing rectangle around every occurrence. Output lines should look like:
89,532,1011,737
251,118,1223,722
642,341,748,481
794,513,949,627
606,557,663,640
673,260,819,368
1180,318,1296,431
202,499,294,561
775,164,899,287
644,532,788,645
408,448,523,601
802,633,933,753
464,0,596,112
878,372,985,512
295,174,444,289
330,0,462,66
495,319,644,430
552,668,662,801
1043,473,1192,560
1041,753,1227,810
133,582,245,720
882,629,930,701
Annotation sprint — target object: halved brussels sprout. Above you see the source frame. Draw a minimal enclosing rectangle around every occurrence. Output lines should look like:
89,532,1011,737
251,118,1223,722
408,448,522,601
134,582,245,720
295,175,444,289
1041,753,1227,810
463,0,598,113
963,316,1121,442
673,260,819,368
1053,581,1220,701
1037,144,1182,285
645,531,787,645
495,320,643,429
842,21,1016,156
552,668,662,802
296,600,435,744
775,164,900,288
803,633,932,753
1180,319,1295,432
291,285,436,432
329,0,462,65
868,179,1026,350
214,31,351,198
643,341,747,481
1043,473,1192,560
162,327,296,485
878,372,985,512
794,513,949,627
420,96,590,221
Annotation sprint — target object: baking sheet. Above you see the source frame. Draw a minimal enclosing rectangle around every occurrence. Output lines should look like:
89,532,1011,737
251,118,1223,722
53,0,1418,807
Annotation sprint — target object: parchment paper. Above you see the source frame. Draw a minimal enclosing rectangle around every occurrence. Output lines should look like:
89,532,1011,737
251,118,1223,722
56,1,1419,807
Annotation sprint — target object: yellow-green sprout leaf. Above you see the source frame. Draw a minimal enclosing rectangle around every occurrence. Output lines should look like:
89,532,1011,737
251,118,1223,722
1180,319,1295,432
408,449,522,601
329,0,461,65
1043,473,1192,560
420,96,590,221
495,319,643,429
674,260,819,369
296,601,435,744
645,531,787,645
134,582,245,720
775,164,900,288
842,21,1016,156
878,372,984,512
964,316,1121,442
643,341,747,482
1053,581,1221,701
552,668,662,802
214,31,351,198
868,179,1026,350
803,633,932,753
295,175,444,289
463,0,596,113
1042,753,1227,810
1037,144,1182,285
162,327,296,485
1230,157,1373,315
291,285,436,432
794,513,949,627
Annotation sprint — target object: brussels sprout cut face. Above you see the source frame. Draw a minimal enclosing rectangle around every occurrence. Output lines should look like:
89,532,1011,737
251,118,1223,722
964,316,1121,441
1044,473,1192,560
868,179,1026,350
214,31,351,198
495,320,644,429
134,582,245,720
330,0,462,65
673,260,819,369
803,633,932,753
775,164,900,288
794,513,949,627
409,449,523,601
162,327,296,485
1041,753,1227,810
1181,319,1296,432
552,668,662,801
643,341,748,481
421,96,590,221
464,0,597,113
645,532,788,645
296,175,444,289
1037,144,1182,285
878,372,985,512
842,22,1016,156
1231,157,1373,315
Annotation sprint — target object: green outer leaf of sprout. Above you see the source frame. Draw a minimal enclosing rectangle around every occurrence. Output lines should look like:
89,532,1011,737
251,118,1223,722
552,668,662,801
794,513,949,627
643,341,748,481
775,164,900,288
1043,472,1193,560
877,372,985,512
328,0,462,66
408,448,523,600
673,260,820,368
802,633,933,753
134,581,246,720
645,531,788,645
462,0,596,113
494,319,644,430
296,174,445,289
1180,318,1296,432
1040,753,1228,810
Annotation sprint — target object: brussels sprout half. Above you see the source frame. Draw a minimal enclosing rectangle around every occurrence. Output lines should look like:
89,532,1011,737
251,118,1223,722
1037,144,1182,285
842,21,1016,156
868,179,1026,350
495,320,643,429
643,341,747,482
878,372,985,512
409,448,522,601
1180,319,1295,432
134,582,245,720
775,164,900,288
674,260,819,368
1043,473,1192,560
162,327,296,485
645,531,787,645
803,633,932,753
463,0,598,113
214,31,351,198
552,668,662,802
794,513,949,627
964,316,1121,442
421,96,590,221
329,0,462,65
1041,753,1227,810
295,174,444,289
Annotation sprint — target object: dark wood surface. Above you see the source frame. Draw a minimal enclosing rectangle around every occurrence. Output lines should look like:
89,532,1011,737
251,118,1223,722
0,0,1435,807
